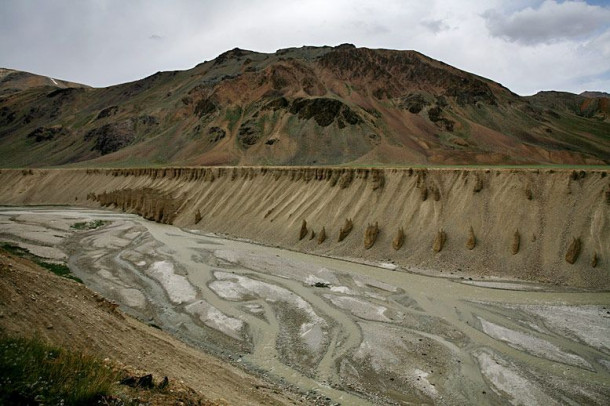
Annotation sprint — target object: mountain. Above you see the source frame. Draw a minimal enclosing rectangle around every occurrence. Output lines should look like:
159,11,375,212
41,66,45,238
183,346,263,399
580,91,610,98
529,91,609,124
0,44,608,167
0,68,87,95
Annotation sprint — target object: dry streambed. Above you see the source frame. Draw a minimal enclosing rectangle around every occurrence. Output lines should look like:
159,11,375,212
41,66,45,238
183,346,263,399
1,207,609,405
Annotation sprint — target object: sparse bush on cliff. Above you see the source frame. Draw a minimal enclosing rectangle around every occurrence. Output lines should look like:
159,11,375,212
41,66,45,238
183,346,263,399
318,227,327,244
512,230,520,255
466,226,476,250
371,169,385,190
392,228,405,250
364,222,379,249
420,185,428,201
473,174,483,193
338,170,354,188
299,220,308,240
338,218,353,242
565,237,581,264
204,169,215,182
433,229,446,252
431,185,441,201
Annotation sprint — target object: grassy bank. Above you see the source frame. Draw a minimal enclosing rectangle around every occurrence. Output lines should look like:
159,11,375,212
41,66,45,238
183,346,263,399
0,336,118,405
0,243,82,283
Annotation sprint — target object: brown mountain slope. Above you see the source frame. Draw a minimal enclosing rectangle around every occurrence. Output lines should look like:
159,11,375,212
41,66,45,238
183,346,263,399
0,68,87,95
580,91,610,98
0,44,608,167
528,90,609,121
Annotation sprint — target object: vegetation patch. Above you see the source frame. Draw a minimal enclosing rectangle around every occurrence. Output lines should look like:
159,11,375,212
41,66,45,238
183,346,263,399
224,106,242,132
0,243,82,283
0,336,118,405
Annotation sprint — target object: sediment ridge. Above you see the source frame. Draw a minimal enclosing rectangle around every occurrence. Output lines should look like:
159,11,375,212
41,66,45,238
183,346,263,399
1,166,608,289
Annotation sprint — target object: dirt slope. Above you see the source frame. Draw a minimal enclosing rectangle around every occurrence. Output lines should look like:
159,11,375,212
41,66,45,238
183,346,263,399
0,166,608,289
0,250,302,406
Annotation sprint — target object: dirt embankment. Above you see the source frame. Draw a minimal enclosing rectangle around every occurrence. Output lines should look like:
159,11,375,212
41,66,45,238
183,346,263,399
0,166,608,289
0,250,301,406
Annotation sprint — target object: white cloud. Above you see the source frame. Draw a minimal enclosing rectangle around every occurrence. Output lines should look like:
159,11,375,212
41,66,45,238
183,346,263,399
0,0,608,95
484,0,610,45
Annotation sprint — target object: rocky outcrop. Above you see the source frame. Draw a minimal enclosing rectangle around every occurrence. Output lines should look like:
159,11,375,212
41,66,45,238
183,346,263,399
237,120,262,148
194,97,219,117
208,126,226,143
96,105,118,119
84,121,135,155
27,126,69,142
399,93,431,114
289,98,361,128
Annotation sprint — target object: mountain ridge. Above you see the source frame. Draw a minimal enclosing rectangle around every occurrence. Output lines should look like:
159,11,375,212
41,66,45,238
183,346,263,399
0,44,608,167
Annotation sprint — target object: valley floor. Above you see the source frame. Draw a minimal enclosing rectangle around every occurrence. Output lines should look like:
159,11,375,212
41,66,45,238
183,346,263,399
1,206,609,405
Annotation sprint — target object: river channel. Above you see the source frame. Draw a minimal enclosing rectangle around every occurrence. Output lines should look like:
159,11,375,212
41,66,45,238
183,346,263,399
1,206,609,405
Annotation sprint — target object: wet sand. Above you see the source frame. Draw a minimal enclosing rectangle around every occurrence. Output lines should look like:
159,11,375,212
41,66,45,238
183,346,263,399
1,206,609,405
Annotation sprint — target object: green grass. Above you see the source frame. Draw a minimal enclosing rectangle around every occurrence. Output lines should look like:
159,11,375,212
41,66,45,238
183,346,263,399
224,106,242,132
0,243,82,283
70,219,108,230
0,336,119,405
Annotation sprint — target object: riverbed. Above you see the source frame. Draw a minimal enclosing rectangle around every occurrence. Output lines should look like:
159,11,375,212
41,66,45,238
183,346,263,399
1,206,609,405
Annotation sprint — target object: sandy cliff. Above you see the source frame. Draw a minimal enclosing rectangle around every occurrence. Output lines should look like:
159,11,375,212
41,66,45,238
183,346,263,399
1,166,608,289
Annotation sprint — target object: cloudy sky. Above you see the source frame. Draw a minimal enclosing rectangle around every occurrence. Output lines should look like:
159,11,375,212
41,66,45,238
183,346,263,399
1,0,609,95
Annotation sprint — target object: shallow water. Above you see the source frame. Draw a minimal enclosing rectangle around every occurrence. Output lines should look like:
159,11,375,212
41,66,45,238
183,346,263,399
1,206,609,405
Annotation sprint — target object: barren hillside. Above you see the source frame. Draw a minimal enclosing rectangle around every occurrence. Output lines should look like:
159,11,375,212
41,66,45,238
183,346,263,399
1,45,609,167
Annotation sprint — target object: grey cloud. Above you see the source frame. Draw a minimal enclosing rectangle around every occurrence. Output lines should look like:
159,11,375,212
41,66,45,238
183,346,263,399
1,0,609,94
484,0,610,45
347,20,391,36
149,34,163,40
420,19,449,34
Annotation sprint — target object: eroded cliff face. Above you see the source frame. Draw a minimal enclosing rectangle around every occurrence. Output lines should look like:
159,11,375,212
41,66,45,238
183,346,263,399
0,167,608,289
